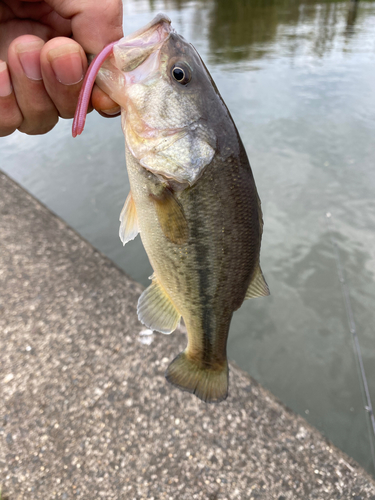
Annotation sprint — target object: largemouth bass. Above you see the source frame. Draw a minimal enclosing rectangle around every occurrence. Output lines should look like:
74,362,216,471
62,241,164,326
73,14,269,403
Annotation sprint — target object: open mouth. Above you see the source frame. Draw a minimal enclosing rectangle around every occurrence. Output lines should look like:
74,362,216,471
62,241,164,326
72,14,173,137
114,14,172,73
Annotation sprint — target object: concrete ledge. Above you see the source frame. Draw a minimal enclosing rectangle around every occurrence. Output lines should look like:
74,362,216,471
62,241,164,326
1,171,375,499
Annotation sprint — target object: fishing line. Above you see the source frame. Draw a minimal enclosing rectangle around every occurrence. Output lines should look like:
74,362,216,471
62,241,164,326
326,212,375,472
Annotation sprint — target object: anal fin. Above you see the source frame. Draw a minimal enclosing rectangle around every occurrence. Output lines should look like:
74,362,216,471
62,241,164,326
245,265,270,299
137,277,181,334
119,192,139,245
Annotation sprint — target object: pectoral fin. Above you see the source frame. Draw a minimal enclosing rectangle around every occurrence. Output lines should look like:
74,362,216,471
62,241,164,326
150,187,189,245
137,277,181,334
245,265,270,299
119,192,139,246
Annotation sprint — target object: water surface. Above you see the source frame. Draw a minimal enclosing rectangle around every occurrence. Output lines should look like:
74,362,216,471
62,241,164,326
2,0,375,474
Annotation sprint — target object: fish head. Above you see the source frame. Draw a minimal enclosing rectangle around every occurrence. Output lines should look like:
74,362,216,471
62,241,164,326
96,14,225,186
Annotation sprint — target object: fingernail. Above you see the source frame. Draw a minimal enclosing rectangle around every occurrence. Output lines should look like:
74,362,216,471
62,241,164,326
0,61,12,96
17,41,44,81
48,44,84,85
99,106,121,117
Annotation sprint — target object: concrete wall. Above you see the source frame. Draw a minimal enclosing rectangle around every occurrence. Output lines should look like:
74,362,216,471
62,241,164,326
1,171,374,499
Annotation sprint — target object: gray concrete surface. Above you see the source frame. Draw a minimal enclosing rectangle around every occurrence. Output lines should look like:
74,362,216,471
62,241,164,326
1,169,375,500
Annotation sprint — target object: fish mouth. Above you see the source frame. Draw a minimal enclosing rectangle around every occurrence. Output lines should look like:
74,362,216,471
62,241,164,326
72,14,173,137
113,13,173,73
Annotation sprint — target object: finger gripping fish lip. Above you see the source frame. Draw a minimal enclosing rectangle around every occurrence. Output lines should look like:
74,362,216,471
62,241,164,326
72,14,173,138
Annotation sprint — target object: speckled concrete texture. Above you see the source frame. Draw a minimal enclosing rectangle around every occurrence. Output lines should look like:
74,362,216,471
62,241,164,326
1,171,375,500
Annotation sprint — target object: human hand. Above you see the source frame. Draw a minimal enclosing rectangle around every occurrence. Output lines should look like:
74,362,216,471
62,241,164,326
0,0,123,136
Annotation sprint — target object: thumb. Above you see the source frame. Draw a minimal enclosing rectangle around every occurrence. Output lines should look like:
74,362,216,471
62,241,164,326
44,0,124,53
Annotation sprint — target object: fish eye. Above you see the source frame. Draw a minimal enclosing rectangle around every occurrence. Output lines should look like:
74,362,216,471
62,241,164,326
171,64,191,85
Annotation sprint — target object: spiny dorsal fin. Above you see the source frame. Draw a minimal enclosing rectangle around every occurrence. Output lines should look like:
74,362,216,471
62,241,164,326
137,277,181,334
119,192,139,246
150,187,189,245
245,265,270,299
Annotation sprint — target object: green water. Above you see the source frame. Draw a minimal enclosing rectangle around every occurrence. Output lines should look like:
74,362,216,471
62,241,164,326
2,0,375,474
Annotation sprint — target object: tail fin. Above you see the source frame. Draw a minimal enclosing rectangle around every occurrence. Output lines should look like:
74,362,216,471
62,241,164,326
165,351,228,403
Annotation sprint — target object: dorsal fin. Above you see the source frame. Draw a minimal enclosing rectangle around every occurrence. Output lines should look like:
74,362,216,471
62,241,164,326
119,191,139,246
137,277,181,334
245,265,270,299
150,187,189,245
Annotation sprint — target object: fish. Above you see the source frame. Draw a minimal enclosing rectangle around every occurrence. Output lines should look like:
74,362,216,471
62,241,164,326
72,14,270,403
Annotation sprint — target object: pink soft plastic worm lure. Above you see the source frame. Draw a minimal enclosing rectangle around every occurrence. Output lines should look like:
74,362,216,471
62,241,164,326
72,41,117,138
